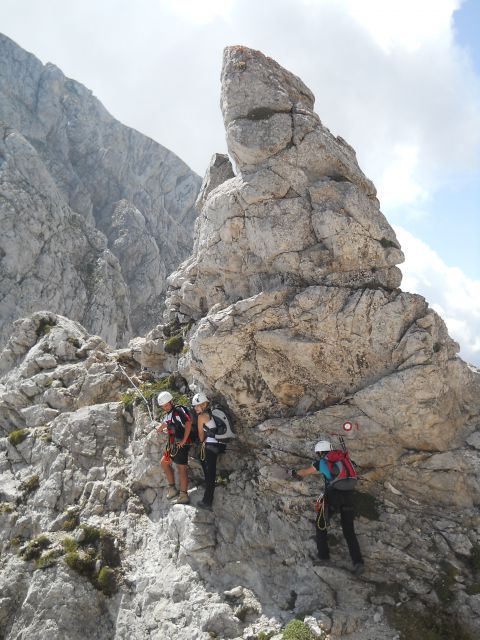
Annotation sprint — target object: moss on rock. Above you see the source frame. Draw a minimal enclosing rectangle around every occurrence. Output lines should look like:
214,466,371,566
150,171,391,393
8,429,29,446
65,550,96,577
97,566,117,596
163,334,184,355
35,549,63,570
19,474,40,496
20,535,51,561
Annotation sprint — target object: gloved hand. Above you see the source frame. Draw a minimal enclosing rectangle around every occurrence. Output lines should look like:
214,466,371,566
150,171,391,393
286,468,300,479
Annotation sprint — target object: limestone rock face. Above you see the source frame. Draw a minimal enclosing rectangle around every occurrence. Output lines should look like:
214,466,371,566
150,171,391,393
167,48,403,322
167,47,473,441
0,33,201,345
0,313,239,640
0,312,479,640
165,46,480,625
0,124,131,346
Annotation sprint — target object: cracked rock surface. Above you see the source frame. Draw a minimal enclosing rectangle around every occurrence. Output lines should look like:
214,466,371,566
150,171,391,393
0,311,479,639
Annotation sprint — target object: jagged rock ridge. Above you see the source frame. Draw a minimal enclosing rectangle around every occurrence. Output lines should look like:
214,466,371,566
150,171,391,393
0,33,201,346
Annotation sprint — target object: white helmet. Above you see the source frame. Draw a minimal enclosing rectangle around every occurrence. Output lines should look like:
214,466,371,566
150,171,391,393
314,440,332,453
157,391,173,406
192,392,209,406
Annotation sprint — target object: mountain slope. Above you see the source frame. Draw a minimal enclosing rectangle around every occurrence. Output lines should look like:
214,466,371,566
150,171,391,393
0,33,201,345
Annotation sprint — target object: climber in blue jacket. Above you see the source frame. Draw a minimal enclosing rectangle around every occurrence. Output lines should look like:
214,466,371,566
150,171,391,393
288,439,364,574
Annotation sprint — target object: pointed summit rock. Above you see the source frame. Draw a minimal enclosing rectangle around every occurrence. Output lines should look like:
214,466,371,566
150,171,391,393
167,47,477,444
169,47,404,321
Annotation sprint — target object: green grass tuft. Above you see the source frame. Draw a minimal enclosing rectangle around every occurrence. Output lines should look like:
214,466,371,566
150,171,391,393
62,537,79,553
36,316,57,337
97,566,117,596
35,549,63,570
282,619,315,640
164,334,184,355
120,375,189,415
64,550,96,577
19,474,40,495
62,513,80,532
8,429,29,446
20,535,51,561
79,524,103,545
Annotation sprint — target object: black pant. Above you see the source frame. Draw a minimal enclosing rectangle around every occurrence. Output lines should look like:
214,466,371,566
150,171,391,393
200,444,219,506
315,489,363,564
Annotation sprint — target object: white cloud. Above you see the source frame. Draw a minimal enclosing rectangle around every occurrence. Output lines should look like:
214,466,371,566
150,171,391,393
162,0,234,24
377,144,429,211
344,0,460,52
1,0,479,203
395,225,480,365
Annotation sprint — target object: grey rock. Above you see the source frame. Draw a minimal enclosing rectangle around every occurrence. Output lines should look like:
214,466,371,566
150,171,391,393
20,405,59,428
167,48,402,322
6,564,115,639
0,34,201,347
195,153,236,213
34,354,57,370
0,311,479,639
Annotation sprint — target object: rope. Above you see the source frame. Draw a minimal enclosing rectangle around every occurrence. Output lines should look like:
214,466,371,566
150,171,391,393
114,362,154,423
315,495,328,531
166,440,179,458
115,362,175,457
199,441,206,462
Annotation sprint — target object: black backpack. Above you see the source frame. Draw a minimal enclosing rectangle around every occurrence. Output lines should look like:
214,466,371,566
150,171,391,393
168,405,198,442
186,407,199,443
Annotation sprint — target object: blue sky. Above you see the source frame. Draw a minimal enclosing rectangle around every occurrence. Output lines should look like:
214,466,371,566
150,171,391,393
391,0,480,279
0,0,479,363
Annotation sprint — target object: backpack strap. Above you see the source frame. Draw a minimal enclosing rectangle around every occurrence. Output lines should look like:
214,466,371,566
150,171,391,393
201,409,218,440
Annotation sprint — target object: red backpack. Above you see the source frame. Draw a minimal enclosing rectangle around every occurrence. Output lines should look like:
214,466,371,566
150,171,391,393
325,449,358,490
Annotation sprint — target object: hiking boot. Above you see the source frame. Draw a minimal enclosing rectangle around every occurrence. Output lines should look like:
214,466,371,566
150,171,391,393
196,501,213,511
313,558,331,567
353,562,365,575
175,491,190,505
166,485,179,500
